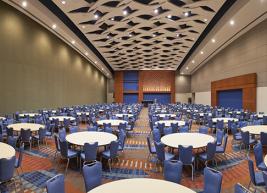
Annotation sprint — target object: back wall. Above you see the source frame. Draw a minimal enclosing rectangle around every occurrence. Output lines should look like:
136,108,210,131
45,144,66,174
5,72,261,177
0,2,107,114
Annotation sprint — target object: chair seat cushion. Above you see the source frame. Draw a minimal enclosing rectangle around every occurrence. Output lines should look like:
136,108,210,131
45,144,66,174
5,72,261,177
151,146,156,154
216,146,224,153
255,171,265,185
198,153,207,161
102,150,111,159
80,153,85,160
67,149,78,158
257,162,267,171
165,152,175,161
46,131,52,136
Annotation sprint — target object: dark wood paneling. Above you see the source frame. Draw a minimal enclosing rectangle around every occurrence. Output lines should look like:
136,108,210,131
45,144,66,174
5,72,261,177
114,71,123,103
211,73,257,111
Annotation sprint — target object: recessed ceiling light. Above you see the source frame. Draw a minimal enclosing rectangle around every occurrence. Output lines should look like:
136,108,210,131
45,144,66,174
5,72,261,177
191,60,195,64
167,14,172,19
153,34,156,37
211,38,216,43
229,20,235,26
52,24,57,29
154,8,159,14
184,11,189,17
71,40,75,44
85,52,88,56
181,72,184,75
129,33,132,37
107,35,110,39
82,25,85,29
200,51,204,55
204,18,208,22
94,14,99,19
22,1,27,7
101,68,104,70
111,17,114,21
94,61,97,64
186,67,189,70
61,1,66,4
176,33,180,37
123,10,128,16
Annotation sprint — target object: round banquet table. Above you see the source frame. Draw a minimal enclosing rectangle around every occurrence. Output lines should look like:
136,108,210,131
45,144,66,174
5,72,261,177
199,113,212,117
115,114,133,118
7,123,45,132
0,116,6,121
66,131,117,146
0,142,15,159
241,125,267,135
42,110,57,113
76,112,90,116
88,178,196,193
257,114,267,119
212,117,239,123
49,116,76,122
155,120,185,127
97,119,128,127
19,113,40,117
161,133,215,149
156,114,176,118
264,155,267,166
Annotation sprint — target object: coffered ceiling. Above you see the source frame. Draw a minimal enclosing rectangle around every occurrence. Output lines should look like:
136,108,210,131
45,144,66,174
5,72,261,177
51,0,226,70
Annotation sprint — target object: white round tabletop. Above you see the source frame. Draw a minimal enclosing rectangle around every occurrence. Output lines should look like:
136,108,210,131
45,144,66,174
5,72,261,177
156,114,176,118
49,116,76,122
264,155,267,166
161,133,215,149
97,119,128,127
241,125,267,135
155,120,185,127
66,131,117,146
19,113,40,117
76,112,90,116
257,114,267,118
212,117,238,123
115,114,133,118
42,110,57,113
7,123,45,132
0,116,6,121
88,178,196,193
199,113,212,117
0,142,15,159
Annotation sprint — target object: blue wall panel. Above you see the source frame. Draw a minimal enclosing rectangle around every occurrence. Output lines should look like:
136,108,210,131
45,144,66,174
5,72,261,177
218,89,243,109
123,71,139,91
123,82,138,91
123,71,138,81
123,94,138,104
143,93,171,104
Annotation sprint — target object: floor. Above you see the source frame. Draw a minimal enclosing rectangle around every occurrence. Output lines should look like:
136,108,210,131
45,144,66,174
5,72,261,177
1,108,266,193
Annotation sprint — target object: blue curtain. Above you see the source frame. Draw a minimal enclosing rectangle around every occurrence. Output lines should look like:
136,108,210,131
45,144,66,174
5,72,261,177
143,93,171,104
123,94,138,104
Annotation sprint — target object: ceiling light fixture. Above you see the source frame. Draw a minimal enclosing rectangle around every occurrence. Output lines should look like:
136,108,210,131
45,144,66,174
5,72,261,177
229,19,235,26
186,67,189,70
153,34,156,37
123,10,128,16
111,17,114,21
22,1,27,7
82,25,85,29
184,11,189,17
191,60,195,64
200,51,204,55
107,35,110,39
94,61,97,64
204,18,208,22
154,8,159,14
167,14,172,19
85,52,88,56
211,38,216,43
94,14,99,19
71,40,75,44
52,24,57,29
61,1,66,4
181,72,184,75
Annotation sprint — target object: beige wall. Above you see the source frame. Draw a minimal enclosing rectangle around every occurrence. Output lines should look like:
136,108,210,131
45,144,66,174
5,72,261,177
191,20,267,92
0,2,107,114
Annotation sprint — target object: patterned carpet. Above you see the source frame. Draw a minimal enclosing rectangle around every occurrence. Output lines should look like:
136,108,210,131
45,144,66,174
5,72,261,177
1,108,266,193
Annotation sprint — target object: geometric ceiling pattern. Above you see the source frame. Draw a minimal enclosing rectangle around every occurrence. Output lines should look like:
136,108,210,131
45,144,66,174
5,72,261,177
53,0,226,70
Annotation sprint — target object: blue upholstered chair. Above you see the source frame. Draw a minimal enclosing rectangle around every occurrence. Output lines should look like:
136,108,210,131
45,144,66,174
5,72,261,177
199,126,209,134
69,127,78,133
104,127,113,134
80,142,98,168
58,139,79,174
234,183,251,193
82,161,102,192
118,130,126,152
101,141,119,172
163,127,172,135
247,159,265,191
152,129,161,143
178,145,195,181
179,126,189,133
58,128,66,141
241,131,256,154
33,127,47,148
216,120,224,131
260,132,267,146
7,136,17,149
198,142,217,167
155,142,175,164
87,126,98,132
199,167,222,193
171,123,179,133
20,129,32,150
46,174,65,193
147,136,156,160
253,143,267,171
164,160,183,184
0,156,17,192
216,130,224,146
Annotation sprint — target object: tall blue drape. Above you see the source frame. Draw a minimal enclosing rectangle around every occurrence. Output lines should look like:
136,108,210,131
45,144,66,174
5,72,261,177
218,89,243,109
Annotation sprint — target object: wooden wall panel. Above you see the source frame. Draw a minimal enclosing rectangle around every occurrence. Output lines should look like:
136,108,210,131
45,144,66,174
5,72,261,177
114,71,123,103
211,73,257,111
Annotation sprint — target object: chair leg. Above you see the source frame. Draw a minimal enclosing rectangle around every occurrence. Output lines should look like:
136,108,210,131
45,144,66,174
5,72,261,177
191,164,194,181
108,159,111,172
247,180,251,190
65,158,70,174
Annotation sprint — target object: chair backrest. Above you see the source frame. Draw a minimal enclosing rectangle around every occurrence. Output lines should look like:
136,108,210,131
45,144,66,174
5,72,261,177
234,183,251,193
206,142,216,160
178,145,193,165
247,159,256,185
38,127,46,140
263,116,267,125
82,161,102,192
0,134,2,142
147,136,154,154
46,174,65,193
157,123,165,134
103,123,111,128
0,156,16,182
109,141,119,158
260,132,267,146
171,123,178,133
203,167,223,193
118,123,126,131
69,127,78,133
6,127,14,137
199,126,209,134
54,135,60,151
253,143,263,167
118,131,126,148
222,134,228,152
152,129,161,143
155,142,165,162
163,127,172,135
7,136,17,149
263,171,267,192
20,129,31,141
58,129,66,141
216,120,224,130
164,160,183,184
179,126,189,133
241,131,250,145
104,127,113,133
84,142,98,162
216,130,224,145
59,139,68,158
